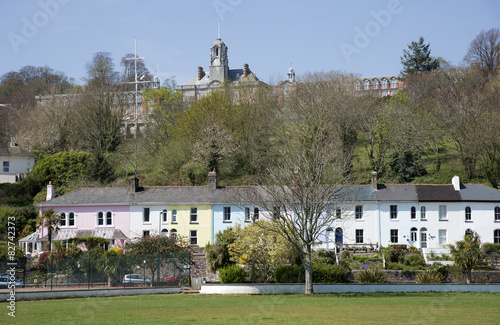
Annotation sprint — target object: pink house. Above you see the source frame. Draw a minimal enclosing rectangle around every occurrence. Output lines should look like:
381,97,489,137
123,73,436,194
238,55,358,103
29,183,132,254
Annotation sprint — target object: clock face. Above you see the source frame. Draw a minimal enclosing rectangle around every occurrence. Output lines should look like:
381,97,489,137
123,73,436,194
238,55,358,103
213,58,220,66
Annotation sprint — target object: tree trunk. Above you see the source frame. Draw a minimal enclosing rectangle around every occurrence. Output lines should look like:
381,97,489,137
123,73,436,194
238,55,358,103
304,245,314,294
467,270,472,284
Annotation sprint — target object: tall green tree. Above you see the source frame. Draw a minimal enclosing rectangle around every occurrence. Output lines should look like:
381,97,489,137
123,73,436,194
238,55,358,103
228,222,292,283
401,37,439,75
205,228,236,272
449,231,483,284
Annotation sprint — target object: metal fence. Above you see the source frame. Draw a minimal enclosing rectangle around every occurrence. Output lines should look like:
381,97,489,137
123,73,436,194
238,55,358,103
0,251,191,289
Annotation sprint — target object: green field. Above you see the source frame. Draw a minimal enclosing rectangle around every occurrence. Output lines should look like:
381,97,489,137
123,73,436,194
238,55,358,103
2,292,500,324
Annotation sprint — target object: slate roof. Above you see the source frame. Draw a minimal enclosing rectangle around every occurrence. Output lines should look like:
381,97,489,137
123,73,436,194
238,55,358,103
38,182,500,207
39,186,254,207
375,184,417,201
0,139,35,158
374,184,500,202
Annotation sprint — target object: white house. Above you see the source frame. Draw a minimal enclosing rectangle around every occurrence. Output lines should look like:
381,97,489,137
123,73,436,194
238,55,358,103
0,137,35,183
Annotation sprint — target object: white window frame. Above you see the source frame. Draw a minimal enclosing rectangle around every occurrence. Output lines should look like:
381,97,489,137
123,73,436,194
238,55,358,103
190,207,198,223
410,227,418,242
172,210,177,223
355,229,363,243
162,209,168,223
390,229,398,243
390,205,398,219
190,230,198,245
253,207,259,221
355,205,363,220
439,229,447,245
59,211,67,227
494,229,500,244
68,212,76,227
3,161,9,172
143,207,151,224
439,205,447,221
245,207,251,222
420,206,426,220
97,211,113,226
97,211,104,226
465,206,472,221
223,207,231,222
495,206,500,222
411,206,416,219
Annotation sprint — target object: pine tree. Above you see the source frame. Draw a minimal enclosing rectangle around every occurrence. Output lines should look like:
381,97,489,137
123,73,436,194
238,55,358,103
401,37,439,75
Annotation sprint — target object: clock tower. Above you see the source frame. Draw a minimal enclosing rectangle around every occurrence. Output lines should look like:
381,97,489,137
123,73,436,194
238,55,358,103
209,38,229,82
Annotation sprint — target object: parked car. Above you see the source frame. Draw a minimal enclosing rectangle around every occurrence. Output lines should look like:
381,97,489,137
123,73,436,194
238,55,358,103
122,274,152,284
0,275,24,288
166,274,187,285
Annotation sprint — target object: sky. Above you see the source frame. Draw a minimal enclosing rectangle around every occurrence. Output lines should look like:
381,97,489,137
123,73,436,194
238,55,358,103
1,0,499,86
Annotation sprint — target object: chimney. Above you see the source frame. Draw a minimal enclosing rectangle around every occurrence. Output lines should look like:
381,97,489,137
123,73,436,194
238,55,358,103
371,171,378,190
208,169,217,189
130,176,140,193
243,63,249,77
46,181,54,201
10,136,17,147
452,175,460,191
197,66,203,81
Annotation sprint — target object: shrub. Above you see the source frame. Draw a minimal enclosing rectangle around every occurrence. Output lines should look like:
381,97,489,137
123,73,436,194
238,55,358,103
355,267,387,283
312,264,350,283
482,243,500,254
386,262,405,270
406,253,425,266
219,264,246,284
339,250,351,259
430,263,449,279
415,270,446,283
386,246,406,263
108,247,123,255
275,265,304,283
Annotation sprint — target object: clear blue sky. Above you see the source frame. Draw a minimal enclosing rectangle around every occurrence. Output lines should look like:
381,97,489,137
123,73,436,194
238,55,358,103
1,0,499,86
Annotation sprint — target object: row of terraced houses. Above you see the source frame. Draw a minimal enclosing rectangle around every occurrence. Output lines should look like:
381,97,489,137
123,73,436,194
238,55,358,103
20,171,500,259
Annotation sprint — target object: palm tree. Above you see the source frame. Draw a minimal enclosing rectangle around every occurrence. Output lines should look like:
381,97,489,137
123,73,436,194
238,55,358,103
449,231,483,284
38,209,61,252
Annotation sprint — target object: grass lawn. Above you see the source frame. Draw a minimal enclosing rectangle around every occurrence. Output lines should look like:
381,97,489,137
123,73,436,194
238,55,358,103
2,292,500,324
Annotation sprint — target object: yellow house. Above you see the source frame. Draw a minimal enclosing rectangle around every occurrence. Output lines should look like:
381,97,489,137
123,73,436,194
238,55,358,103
169,204,212,248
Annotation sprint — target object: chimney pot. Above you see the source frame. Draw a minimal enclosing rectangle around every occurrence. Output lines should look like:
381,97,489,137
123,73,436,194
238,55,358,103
46,181,54,201
243,63,249,77
130,176,140,193
452,175,460,191
197,66,203,81
208,169,217,189
371,171,378,190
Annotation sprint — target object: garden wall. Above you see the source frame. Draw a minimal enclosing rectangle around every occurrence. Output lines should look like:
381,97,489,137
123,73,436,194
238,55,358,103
199,283,500,295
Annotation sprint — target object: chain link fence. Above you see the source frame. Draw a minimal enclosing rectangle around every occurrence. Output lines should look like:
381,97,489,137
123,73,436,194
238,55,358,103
0,251,191,289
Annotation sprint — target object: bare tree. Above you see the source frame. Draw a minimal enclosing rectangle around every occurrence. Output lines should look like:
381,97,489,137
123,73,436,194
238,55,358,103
464,28,500,78
433,67,489,179
240,72,356,294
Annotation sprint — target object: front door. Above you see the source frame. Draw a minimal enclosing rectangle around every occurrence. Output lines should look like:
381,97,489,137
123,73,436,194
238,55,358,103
335,228,343,245
420,228,427,249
